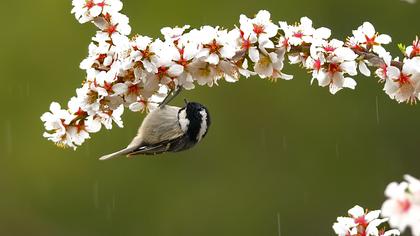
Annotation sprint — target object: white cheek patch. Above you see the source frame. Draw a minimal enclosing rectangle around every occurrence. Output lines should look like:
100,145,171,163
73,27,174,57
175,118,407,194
197,109,208,141
178,109,189,132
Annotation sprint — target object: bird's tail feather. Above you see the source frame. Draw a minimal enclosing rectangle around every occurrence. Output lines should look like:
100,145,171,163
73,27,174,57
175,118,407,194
99,147,136,161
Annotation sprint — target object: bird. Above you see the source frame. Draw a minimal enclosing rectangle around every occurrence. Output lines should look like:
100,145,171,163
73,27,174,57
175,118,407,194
99,98,210,160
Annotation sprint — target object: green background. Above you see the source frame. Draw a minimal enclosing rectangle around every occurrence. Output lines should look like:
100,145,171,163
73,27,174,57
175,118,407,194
1,0,419,235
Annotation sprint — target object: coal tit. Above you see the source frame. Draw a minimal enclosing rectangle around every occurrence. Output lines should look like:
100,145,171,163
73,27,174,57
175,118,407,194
99,99,210,160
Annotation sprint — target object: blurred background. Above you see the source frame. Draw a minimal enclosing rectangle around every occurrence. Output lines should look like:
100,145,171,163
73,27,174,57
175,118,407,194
1,0,419,235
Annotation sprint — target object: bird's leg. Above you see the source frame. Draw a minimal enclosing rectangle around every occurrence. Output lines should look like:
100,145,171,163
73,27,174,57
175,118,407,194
159,86,183,107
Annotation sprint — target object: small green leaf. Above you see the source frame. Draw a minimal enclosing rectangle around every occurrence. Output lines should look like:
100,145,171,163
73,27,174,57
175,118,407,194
397,43,407,55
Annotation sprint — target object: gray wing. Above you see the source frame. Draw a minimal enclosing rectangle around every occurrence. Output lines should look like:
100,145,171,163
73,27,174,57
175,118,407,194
99,106,184,160
127,105,183,148
127,134,192,156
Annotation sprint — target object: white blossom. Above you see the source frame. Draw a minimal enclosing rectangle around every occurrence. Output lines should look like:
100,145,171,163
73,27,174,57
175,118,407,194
196,26,236,65
240,10,278,48
43,6,420,149
334,205,400,236
382,176,420,236
384,58,420,103
71,0,123,24
351,22,392,54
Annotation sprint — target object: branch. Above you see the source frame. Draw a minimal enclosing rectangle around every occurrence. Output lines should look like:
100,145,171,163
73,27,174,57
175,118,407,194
40,0,420,149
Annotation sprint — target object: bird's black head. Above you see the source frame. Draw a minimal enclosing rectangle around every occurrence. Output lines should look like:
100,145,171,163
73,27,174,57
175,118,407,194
178,101,211,143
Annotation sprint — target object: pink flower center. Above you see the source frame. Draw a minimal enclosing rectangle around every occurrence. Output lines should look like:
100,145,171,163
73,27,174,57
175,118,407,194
411,39,420,58
354,216,368,227
96,54,107,63
350,43,363,51
157,66,169,79
204,39,222,54
253,24,265,35
365,35,377,46
103,13,111,22
178,47,184,55
293,32,304,38
140,48,152,59
97,1,107,7
380,64,388,74
76,108,87,117
75,122,86,133
328,63,341,74
398,199,411,212
398,73,411,85
313,59,321,71
177,57,188,67
84,0,95,9
323,45,336,52
242,39,251,49
282,38,289,47
106,24,117,35
103,82,113,92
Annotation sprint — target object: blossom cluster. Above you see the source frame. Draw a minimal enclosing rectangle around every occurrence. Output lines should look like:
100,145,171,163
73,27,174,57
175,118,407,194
381,175,420,236
41,0,420,149
333,205,400,236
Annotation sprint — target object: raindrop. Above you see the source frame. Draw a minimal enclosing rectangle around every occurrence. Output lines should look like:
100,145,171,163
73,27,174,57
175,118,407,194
277,213,281,236
282,136,287,151
112,194,116,210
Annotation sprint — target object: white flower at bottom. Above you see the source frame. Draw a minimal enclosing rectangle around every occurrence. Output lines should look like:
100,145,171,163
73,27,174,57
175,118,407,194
380,229,401,236
333,217,357,236
366,218,389,236
382,181,420,231
412,223,420,236
405,175,420,203
334,205,400,236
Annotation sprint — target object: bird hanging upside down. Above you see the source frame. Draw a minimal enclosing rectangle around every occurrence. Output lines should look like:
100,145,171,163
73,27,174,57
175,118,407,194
99,88,210,160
